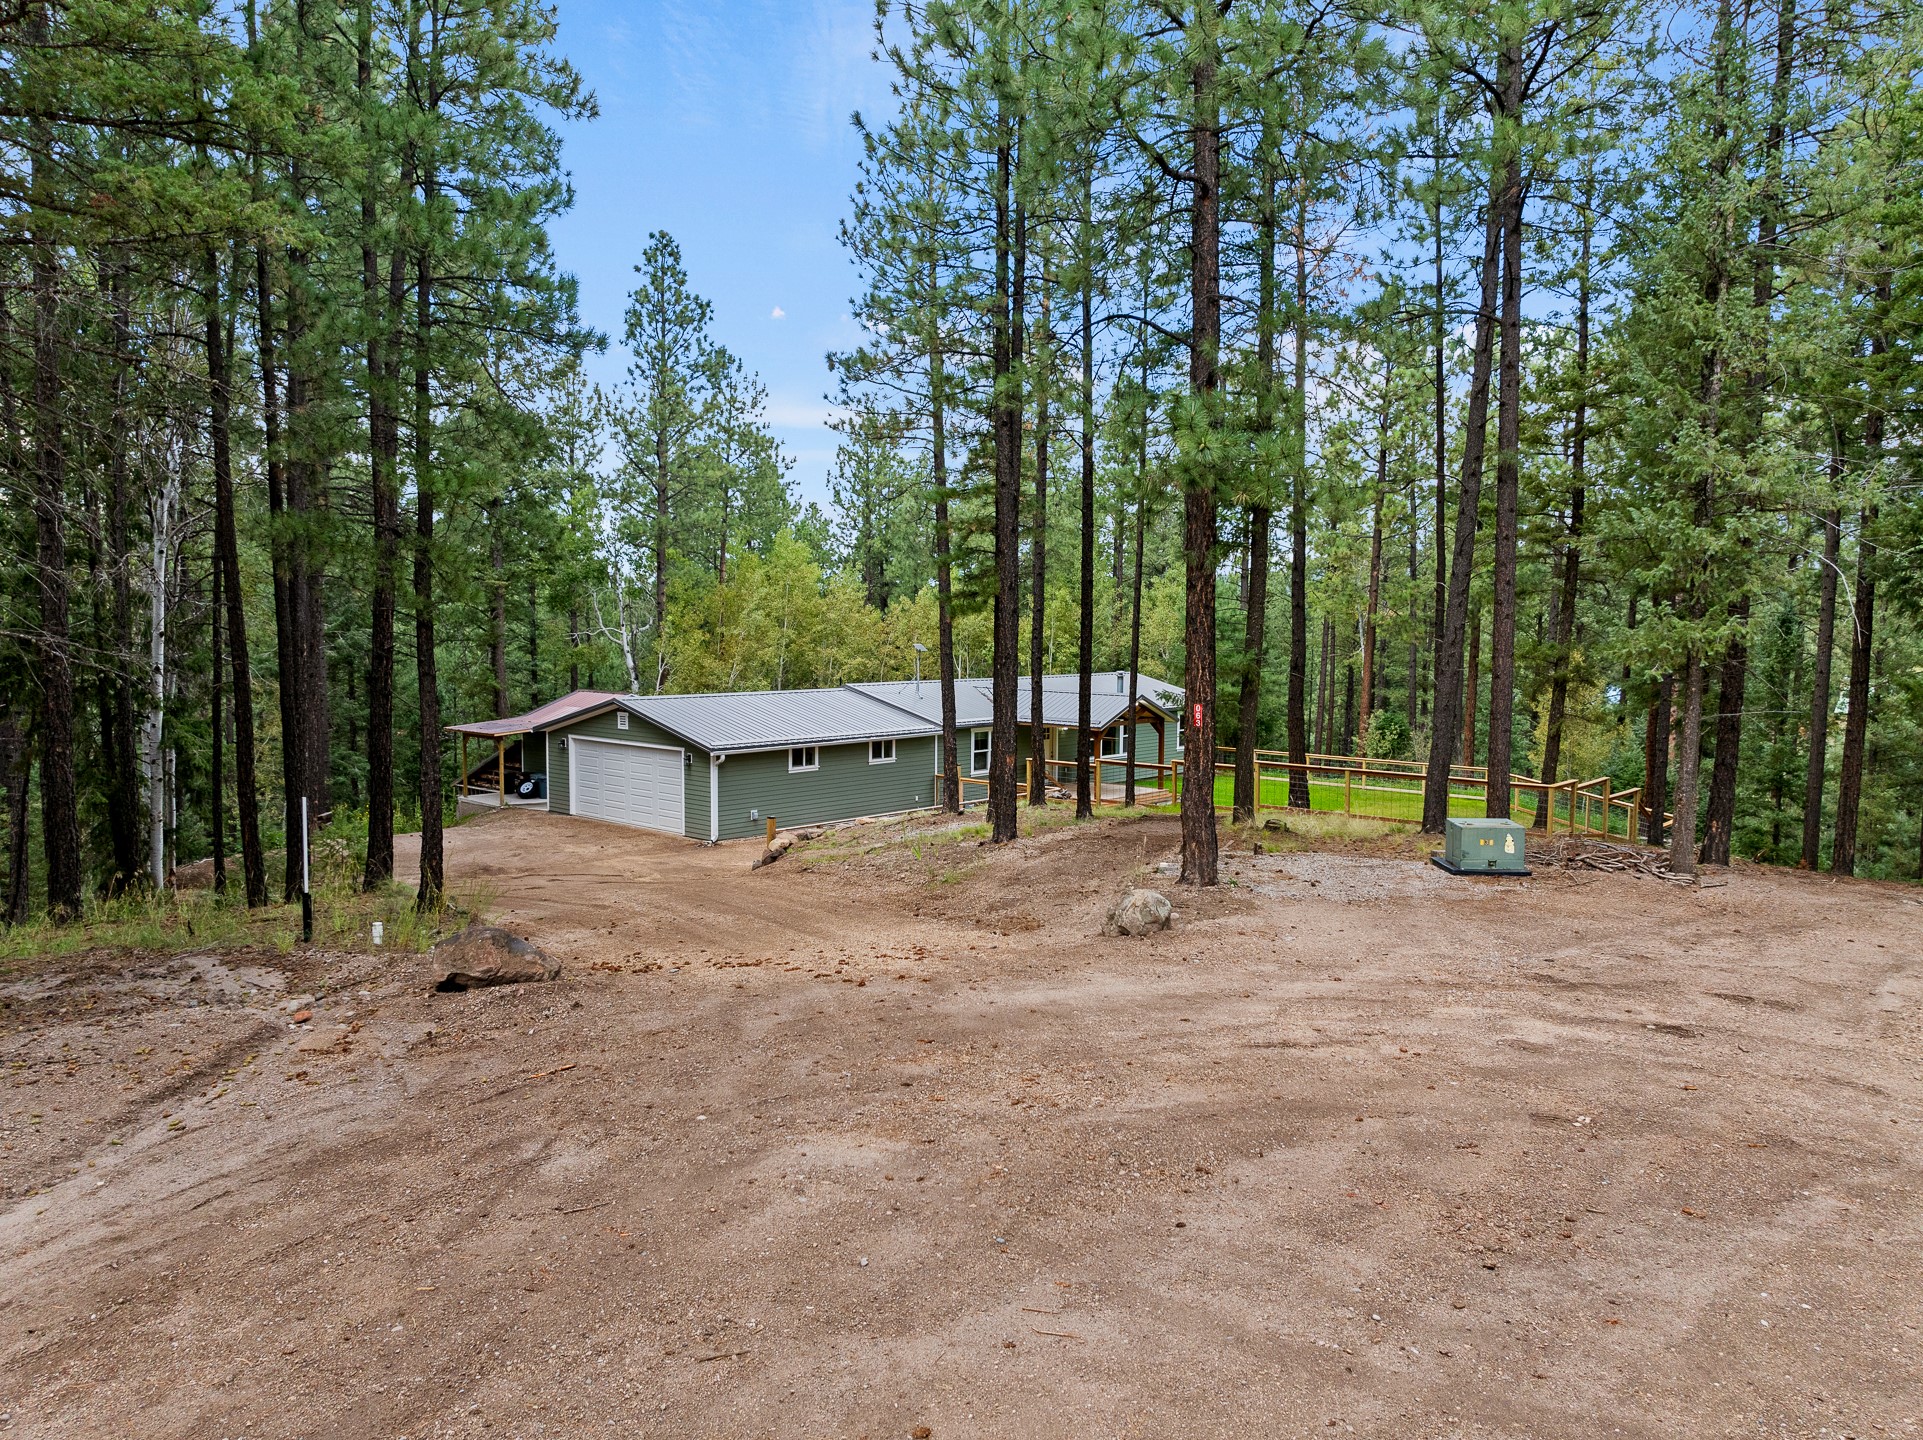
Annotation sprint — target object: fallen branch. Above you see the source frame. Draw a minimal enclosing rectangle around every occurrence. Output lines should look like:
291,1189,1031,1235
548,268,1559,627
1538,837,1695,884
527,1063,578,1081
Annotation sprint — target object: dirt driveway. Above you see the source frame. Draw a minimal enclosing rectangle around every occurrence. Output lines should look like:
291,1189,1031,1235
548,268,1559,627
3,807,1921,1439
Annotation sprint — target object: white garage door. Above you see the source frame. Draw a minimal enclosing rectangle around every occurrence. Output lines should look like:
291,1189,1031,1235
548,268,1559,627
571,738,685,834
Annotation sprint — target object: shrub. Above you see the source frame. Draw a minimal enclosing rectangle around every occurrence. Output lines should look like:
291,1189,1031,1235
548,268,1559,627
1363,709,1411,760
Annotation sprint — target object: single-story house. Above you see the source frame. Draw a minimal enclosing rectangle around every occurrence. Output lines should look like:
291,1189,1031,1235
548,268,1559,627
449,671,1184,843
844,671,1185,788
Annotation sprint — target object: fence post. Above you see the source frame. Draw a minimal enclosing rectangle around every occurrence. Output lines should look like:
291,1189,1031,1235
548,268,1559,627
1601,778,1611,837
1344,765,1352,816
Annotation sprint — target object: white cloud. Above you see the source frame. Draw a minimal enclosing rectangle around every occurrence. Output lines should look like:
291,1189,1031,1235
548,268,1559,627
771,306,786,320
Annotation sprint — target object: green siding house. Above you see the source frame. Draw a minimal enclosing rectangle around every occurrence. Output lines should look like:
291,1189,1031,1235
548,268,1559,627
453,672,1182,844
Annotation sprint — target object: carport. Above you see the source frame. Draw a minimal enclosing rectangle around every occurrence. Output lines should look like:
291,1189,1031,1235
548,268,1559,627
446,689,617,813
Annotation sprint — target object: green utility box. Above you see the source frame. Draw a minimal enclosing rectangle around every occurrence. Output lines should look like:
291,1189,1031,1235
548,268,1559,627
1432,817,1531,876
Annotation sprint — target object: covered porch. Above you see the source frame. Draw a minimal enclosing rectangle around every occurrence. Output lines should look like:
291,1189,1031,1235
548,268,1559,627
446,689,619,817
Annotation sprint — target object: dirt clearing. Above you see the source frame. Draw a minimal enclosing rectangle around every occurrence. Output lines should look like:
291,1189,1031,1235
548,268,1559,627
3,807,1920,1438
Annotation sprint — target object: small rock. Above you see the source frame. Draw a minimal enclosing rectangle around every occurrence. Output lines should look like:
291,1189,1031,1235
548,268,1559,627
431,925,561,992
1107,888,1173,937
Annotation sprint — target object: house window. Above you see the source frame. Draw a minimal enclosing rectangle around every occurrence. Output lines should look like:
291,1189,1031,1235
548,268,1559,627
869,738,896,764
616,712,629,731
788,746,818,772
1100,725,1128,759
1173,716,1184,752
971,729,990,775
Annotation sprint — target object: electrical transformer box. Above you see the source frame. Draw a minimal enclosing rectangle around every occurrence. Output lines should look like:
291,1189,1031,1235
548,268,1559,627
1434,817,1530,876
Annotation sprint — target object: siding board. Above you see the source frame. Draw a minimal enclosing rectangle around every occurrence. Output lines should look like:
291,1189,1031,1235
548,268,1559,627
715,737,937,840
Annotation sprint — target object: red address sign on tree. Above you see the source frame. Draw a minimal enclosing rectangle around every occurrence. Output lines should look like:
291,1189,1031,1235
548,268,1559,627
1192,702,1203,728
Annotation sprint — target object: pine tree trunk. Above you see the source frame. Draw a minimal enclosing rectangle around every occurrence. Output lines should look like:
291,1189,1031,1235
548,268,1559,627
1642,676,1672,845
1799,502,1840,868
491,503,509,717
987,123,1021,846
29,139,82,920
1233,510,1271,824
1463,608,1481,767
1076,223,1096,823
101,263,141,895
362,10,399,889
211,503,226,894
208,249,268,906
1669,654,1707,874
283,209,333,851
1535,195,1591,829
1484,141,1525,820
3,714,29,925
1125,492,1146,809
1233,155,1276,825
1431,121,1449,681
255,242,305,901
1421,154,1505,831
1285,203,1310,811
1359,464,1384,738
928,253,960,814
1698,600,1749,864
1180,16,1221,886
413,142,445,909
1028,278,1048,808
1831,506,1878,876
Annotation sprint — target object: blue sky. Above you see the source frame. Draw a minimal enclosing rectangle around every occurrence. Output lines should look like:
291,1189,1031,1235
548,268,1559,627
547,0,897,507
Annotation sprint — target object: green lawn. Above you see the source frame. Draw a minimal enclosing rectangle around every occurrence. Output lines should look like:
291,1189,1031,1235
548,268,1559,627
1199,770,1488,824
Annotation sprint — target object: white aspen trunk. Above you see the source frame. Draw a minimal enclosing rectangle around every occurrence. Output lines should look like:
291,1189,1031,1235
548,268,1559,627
144,471,182,888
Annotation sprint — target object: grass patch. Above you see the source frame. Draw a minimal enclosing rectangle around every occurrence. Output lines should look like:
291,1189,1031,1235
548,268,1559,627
1206,772,1485,824
0,870,490,973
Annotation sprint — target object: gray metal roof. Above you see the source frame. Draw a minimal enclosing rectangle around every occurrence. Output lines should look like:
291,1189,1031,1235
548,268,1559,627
619,687,940,755
844,679,994,727
848,672,1180,732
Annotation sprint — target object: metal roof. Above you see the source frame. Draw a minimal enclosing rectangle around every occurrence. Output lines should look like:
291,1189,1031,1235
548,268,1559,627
446,689,621,738
618,687,941,755
847,673,1180,732
844,679,994,727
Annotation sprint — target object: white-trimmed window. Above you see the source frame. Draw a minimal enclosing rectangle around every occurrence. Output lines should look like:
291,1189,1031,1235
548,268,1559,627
869,738,896,764
789,745,818,772
971,729,990,775
1173,716,1184,752
616,712,629,730
1100,724,1128,759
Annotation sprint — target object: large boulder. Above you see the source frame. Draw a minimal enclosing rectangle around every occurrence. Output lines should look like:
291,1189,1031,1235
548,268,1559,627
431,925,561,992
1107,887,1173,937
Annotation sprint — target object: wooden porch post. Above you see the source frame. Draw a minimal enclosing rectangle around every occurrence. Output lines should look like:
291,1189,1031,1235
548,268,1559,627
497,737,505,808
460,733,468,799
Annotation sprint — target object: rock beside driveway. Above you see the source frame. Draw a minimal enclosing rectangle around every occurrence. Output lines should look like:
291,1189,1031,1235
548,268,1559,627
752,827,825,870
431,925,561,991
1107,887,1173,937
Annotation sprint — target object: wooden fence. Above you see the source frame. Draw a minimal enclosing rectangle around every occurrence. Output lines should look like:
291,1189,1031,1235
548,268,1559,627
943,746,1668,841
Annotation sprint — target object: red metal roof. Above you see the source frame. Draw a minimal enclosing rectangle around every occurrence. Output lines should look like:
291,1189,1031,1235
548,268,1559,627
446,690,620,738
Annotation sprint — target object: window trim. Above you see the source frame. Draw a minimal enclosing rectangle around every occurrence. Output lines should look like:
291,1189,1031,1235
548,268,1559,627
970,728,991,776
615,711,629,731
1100,724,1128,760
1173,716,1184,752
869,738,896,765
788,745,819,773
